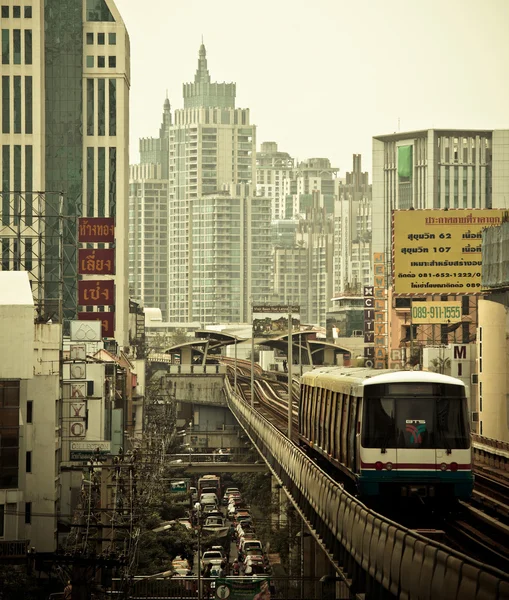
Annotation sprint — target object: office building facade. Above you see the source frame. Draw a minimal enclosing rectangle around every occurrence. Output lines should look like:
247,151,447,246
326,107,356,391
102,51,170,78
372,129,509,260
0,0,130,344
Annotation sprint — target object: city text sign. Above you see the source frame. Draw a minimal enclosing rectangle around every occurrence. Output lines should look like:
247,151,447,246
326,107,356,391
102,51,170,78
393,209,504,295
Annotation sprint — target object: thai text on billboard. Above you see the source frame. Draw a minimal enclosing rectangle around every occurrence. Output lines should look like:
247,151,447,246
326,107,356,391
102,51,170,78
78,217,115,243
78,280,115,306
393,209,504,295
78,249,115,275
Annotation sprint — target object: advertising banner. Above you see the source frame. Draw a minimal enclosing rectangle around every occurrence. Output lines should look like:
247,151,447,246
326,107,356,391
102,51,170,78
252,305,300,337
393,209,504,295
78,249,115,275
411,301,462,324
78,279,115,306
78,217,115,243
215,577,271,599
78,312,115,338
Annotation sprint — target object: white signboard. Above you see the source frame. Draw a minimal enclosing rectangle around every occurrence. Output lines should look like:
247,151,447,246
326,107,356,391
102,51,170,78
70,320,101,342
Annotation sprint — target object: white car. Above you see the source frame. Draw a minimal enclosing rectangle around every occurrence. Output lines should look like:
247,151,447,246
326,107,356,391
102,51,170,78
200,550,224,572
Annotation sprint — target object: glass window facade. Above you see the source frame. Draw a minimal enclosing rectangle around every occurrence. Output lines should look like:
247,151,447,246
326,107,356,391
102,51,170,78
86,0,115,22
45,0,83,320
86,32,93,44
108,55,115,68
2,75,9,133
24,29,31,63
108,32,116,44
25,144,32,226
1,6,8,18
24,75,32,133
13,75,21,133
98,78,105,135
2,29,9,64
24,6,32,18
13,29,20,63
108,147,116,214
97,32,105,45
98,146,105,216
2,145,9,225
98,55,105,67
108,78,116,135
86,78,94,135
87,147,94,215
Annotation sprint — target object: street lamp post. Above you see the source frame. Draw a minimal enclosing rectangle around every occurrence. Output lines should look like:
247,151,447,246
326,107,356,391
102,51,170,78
234,336,237,393
194,502,202,600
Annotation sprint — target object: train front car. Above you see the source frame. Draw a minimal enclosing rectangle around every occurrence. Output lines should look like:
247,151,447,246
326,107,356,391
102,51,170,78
358,371,473,504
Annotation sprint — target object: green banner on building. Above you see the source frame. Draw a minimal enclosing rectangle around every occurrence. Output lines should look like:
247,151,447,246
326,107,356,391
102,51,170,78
398,145,413,179
215,577,271,599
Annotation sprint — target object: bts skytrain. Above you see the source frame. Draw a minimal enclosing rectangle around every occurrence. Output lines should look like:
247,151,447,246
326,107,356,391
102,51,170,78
299,367,473,502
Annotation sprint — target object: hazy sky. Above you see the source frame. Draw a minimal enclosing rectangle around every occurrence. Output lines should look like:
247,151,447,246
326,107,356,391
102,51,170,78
115,0,509,177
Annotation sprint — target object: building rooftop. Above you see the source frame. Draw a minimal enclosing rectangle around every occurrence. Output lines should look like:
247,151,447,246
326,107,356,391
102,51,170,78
0,271,34,306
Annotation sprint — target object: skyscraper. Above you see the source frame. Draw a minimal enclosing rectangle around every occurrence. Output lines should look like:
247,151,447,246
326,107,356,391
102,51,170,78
0,0,130,344
168,44,257,322
372,129,509,260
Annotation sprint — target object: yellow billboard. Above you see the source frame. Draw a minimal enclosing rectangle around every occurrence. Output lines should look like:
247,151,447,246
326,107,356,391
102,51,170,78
393,209,505,295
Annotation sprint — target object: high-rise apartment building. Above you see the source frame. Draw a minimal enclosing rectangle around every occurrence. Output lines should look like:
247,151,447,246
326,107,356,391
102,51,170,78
256,141,294,220
129,164,169,318
372,129,509,260
283,157,339,218
129,101,171,318
334,154,372,294
168,44,257,322
0,0,130,344
192,184,271,324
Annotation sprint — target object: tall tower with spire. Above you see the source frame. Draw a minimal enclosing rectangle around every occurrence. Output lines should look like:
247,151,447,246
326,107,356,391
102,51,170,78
183,43,236,109
167,43,258,322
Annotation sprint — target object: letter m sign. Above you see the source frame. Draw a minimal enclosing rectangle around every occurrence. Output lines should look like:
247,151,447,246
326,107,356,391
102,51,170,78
453,345,467,360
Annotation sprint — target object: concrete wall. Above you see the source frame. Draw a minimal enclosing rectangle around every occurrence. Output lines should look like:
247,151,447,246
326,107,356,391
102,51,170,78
165,375,227,405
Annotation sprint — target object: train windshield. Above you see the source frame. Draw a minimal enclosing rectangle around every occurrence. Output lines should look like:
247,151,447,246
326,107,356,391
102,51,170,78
362,382,470,449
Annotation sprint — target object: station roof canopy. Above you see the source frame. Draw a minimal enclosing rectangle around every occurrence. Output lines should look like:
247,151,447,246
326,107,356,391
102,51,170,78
259,332,352,358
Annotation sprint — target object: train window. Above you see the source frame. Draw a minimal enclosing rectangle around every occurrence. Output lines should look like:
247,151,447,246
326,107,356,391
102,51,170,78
302,386,308,438
335,393,342,460
304,386,312,439
341,394,350,465
309,387,318,442
319,389,327,448
300,386,308,438
348,397,357,470
330,391,337,459
436,397,470,448
362,397,396,448
324,389,332,453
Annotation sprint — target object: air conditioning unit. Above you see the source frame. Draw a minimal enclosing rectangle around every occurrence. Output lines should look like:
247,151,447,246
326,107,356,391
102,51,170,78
471,374,479,385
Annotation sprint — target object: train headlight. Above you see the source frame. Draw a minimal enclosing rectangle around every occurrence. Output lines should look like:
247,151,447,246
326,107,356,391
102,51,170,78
385,462,393,471
440,463,447,471
375,461,384,471
450,462,458,472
